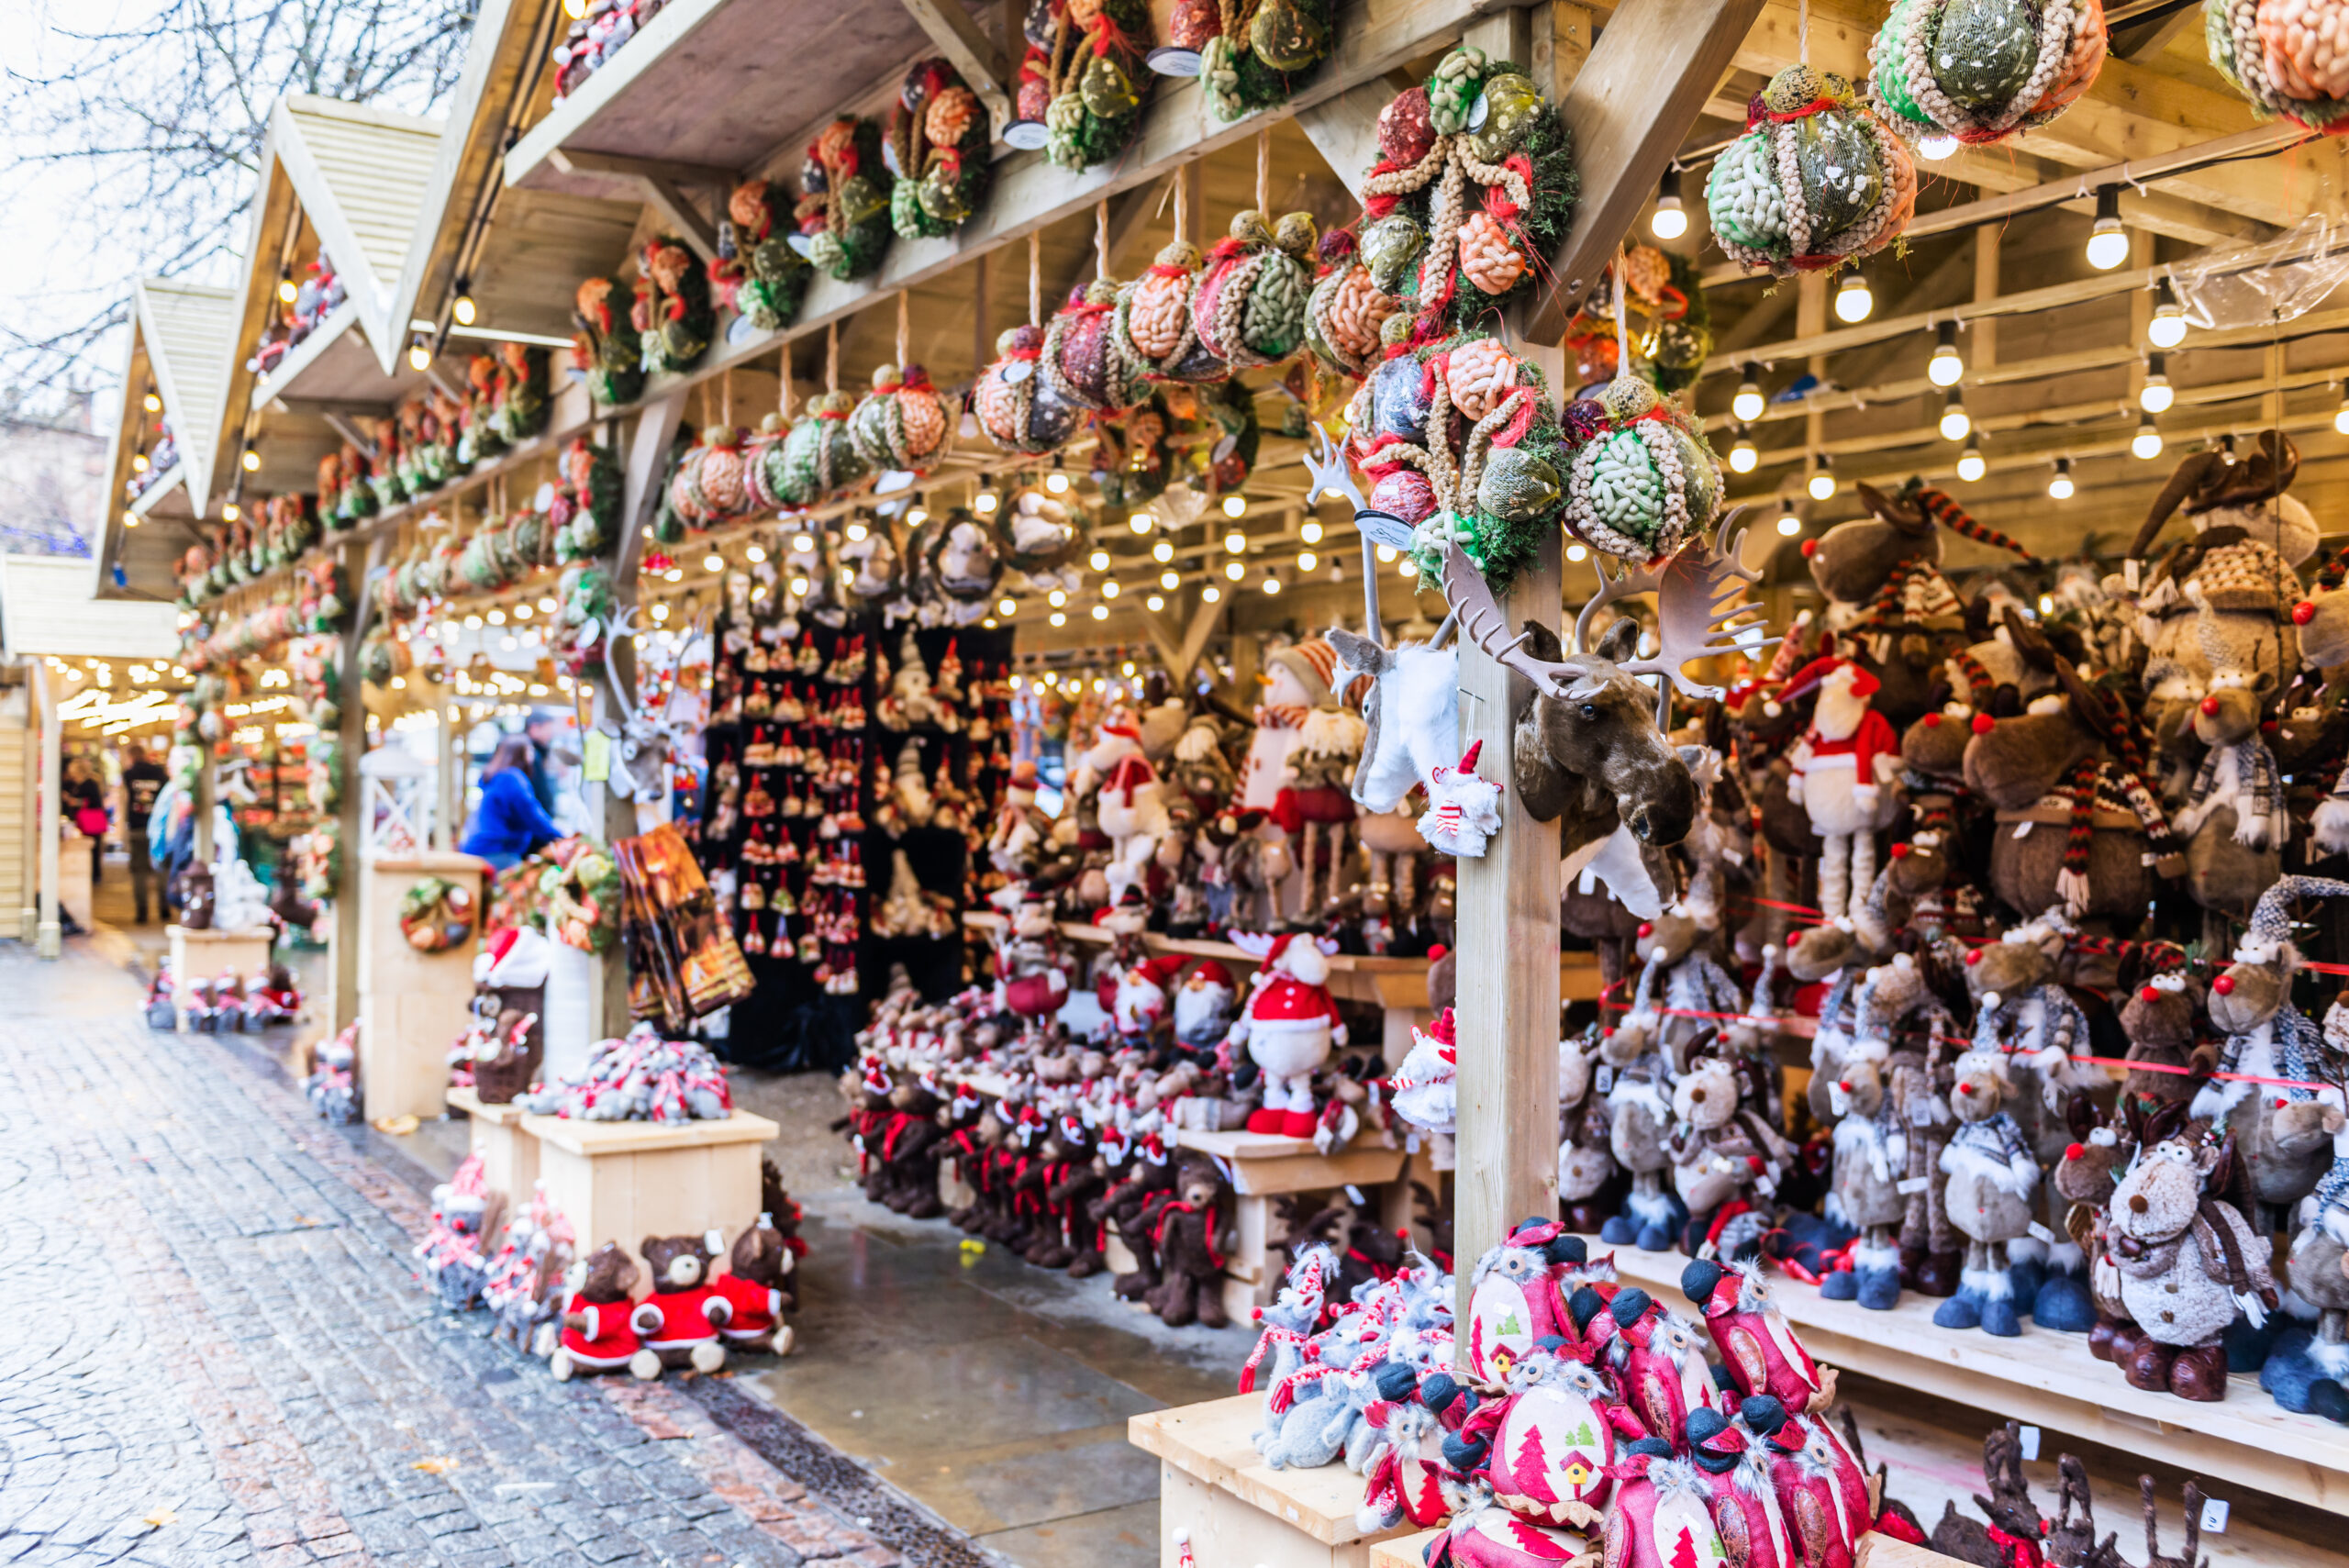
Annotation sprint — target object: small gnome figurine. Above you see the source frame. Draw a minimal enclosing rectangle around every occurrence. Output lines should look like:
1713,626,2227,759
1772,653,1900,920
1171,959,1238,1062
1226,931,1347,1138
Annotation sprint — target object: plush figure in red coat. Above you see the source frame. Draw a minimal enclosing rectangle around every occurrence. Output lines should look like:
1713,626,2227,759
551,1242,642,1380
1226,930,1347,1138
709,1213,797,1356
629,1233,729,1378
1771,654,1898,920
1681,1258,1833,1414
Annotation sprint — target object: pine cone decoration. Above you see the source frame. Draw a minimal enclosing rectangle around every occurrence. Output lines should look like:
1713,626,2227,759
1444,338,1520,420
1456,211,1528,295
925,85,978,149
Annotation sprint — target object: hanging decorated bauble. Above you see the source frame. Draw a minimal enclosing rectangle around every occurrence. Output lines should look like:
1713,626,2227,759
1706,65,1918,274
849,364,952,473
1044,280,1145,413
793,117,895,283
1558,375,1722,562
2208,0,2349,130
774,392,869,506
1092,394,1173,506
1305,228,1400,380
1152,0,1218,73
1870,0,2106,147
1192,209,1319,370
715,179,809,331
631,237,714,373
671,427,752,527
552,436,620,562
1356,47,1580,337
888,60,995,239
1018,0,1151,169
555,562,618,669
1113,241,1226,383
493,343,551,444
740,417,788,513
1569,248,1713,395
1199,0,1334,120
995,486,1087,581
974,324,1083,454
1348,323,1573,591
1188,373,1263,495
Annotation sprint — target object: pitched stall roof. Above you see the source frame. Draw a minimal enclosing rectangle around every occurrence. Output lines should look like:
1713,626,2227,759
134,279,238,508
273,96,449,367
0,555,180,658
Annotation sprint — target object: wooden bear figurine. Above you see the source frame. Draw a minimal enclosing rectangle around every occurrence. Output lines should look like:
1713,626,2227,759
549,1242,643,1381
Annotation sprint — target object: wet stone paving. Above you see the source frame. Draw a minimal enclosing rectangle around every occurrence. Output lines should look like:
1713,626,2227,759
0,947,943,1568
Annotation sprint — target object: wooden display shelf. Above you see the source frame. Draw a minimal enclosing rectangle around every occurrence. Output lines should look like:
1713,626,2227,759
446,1085,539,1203
525,1109,779,1295
1130,1394,1408,1568
1579,1236,2349,1518
166,924,275,1032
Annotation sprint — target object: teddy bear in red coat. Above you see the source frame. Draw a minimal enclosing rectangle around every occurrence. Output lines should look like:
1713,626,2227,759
629,1233,729,1378
551,1242,643,1380
707,1213,797,1355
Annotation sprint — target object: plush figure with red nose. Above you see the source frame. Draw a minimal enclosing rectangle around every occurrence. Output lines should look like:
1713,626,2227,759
709,1213,797,1356
1172,960,1239,1060
550,1242,643,1380
629,1233,729,1378
1111,955,1183,1044
1227,930,1347,1138
1681,1258,1833,1415
1771,655,1899,921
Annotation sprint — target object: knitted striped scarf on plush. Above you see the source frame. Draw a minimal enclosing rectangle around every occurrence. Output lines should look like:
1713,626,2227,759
2183,736,2282,846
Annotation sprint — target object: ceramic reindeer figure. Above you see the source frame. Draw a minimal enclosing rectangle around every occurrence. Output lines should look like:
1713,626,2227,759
2105,1125,2274,1401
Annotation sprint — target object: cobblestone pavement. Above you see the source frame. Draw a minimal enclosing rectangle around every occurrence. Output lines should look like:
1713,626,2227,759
0,949,940,1568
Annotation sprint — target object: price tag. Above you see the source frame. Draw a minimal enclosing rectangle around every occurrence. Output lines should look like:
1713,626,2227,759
1595,1064,1615,1093
1405,1133,1421,1154
584,728,611,783
2012,820,2033,839
2027,1220,2057,1245
2199,1497,2230,1535
2017,1426,2041,1462
1897,1175,1930,1195
1344,1184,1367,1206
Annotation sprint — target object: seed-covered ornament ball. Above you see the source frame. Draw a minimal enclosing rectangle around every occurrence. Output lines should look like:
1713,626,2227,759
1022,0,1152,170
1193,209,1321,370
1198,0,1333,119
1870,0,2106,147
774,392,869,507
1356,47,1580,337
1707,65,1918,275
849,363,951,473
794,117,895,282
713,180,808,331
974,325,1082,454
1305,229,1399,381
887,59,994,239
1045,280,1146,413
1560,376,1722,562
2208,0,2349,130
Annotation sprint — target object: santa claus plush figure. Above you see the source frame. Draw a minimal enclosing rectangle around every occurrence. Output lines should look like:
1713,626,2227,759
1112,955,1182,1043
1226,931,1346,1137
1770,653,1898,920
1172,960,1238,1060
1072,717,1173,899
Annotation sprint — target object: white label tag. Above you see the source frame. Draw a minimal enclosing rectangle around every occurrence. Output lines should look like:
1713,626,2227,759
1405,1133,1421,1153
2124,559,2141,591
2199,1498,2229,1535
2018,1426,2041,1462
1595,1065,1615,1093
1897,1175,1929,1195
2028,1220,2056,1245
1909,1095,1937,1125
2012,820,2033,839
1344,1184,1366,1206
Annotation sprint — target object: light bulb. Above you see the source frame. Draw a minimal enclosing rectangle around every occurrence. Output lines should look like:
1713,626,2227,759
1776,506,1801,538
2133,418,2165,460
1122,661,1136,676
220,502,239,521
1222,494,1246,517
1261,574,1281,595
1731,368,1765,423
1397,559,1418,578
2086,186,2129,271
277,269,297,304
1050,610,1067,626
1044,470,1069,494
130,450,148,473
997,596,1018,616
2139,354,2173,413
1091,604,1108,620
1300,519,1322,544
486,608,507,625
1807,461,1836,501
704,552,724,572
1224,560,1245,581
1101,580,1119,598
537,597,556,613
142,390,162,414
1729,429,1757,473
1928,322,1964,388
1939,394,1971,442
451,290,477,327
514,604,532,620
2048,458,2075,500
408,337,432,372
974,491,998,514
241,447,261,473
1650,168,1687,240
122,508,139,528
1147,594,1164,610
845,520,868,541
1130,513,1152,534
1918,132,1960,161
905,507,928,527
2148,278,2188,349
1224,530,1246,554
1375,545,1397,563
1956,442,1986,483
1565,542,1588,562
1088,549,1110,571
1297,550,1318,573
1202,584,1220,603
745,545,767,562
1160,570,1179,589
1834,273,1873,324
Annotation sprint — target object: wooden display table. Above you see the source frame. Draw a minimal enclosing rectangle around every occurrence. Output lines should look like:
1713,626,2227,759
524,1110,778,1294
446,1085,539,1201
1130,1395,1408,1568
1175,1127,1408,1321
167,923,275,1031
1580,1236,2349,1518
357,851,486,1122
1372,1528,1965,1568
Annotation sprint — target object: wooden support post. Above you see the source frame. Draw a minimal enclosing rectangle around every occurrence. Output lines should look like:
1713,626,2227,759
437,704,461,852
193,755,216,867
332,534,382,1038
1973,199,2001,371
1452,526,1563,1307
33,659,59,960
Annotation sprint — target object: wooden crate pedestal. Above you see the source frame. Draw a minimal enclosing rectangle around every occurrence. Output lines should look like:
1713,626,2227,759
1130,1396,1408,1568
167,924,274,1031
357,852,486,1122
447,1086,539,1202
524,1111,779,1296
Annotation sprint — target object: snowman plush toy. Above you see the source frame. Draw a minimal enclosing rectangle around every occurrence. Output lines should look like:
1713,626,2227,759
1226,931,1347,1137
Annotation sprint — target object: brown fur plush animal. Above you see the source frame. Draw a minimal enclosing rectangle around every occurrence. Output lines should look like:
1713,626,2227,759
1148,1154,1236,1329
629,1234,729,1378
2105,1128,2272,1401
1492,615,1698,859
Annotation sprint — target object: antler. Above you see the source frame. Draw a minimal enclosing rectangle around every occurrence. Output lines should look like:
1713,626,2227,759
1571,554,1667,658
1301,424,1367,517
599,605,641,727
1575,509,1776,700
1440,539,1592,701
